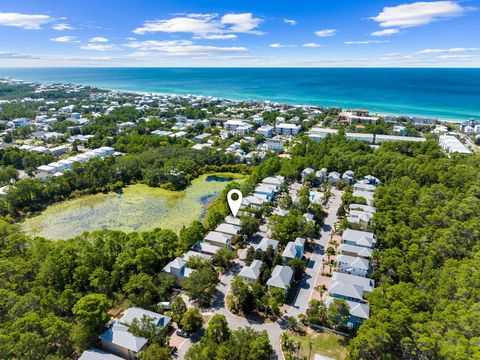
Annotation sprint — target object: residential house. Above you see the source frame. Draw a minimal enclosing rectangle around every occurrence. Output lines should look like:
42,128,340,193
119,307,171,329
266,138,284,151
353,182,376,193
301,168,315,182
327,172,341,185
254,237,279,252
342,229,377,249
339,243,373,259
282,237,305,261
329,280,366,303
215,223,240,237
337,254,370,277
325,296,369,329
342,170,355,185
163,257,194,285
79,349,124,360
352,190,374,206
192,241,222,255
99,322,147,360
238,259,263,282
316,168,328,183
331,272,375,293
204,231,232,248
266,265,293,290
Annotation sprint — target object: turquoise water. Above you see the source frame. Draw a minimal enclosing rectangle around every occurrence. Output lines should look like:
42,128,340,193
1,68,480,121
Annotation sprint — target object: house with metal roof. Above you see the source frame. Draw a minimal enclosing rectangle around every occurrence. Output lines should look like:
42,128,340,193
282,237,305,261
254,237,279,252
331,272,375,293
329,281,366,303
163,256,194,285
120,307,171,329
79,349,124,360
99,322,148,360
325,296,369,329
339,243,373,259
342,229,377,249
204,231,232,248
215,223,240,236
266,265,293,290
337,254,370,277
239,259,263,282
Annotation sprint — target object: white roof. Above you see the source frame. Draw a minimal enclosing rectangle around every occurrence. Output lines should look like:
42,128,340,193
329,281,365,302
339,243,373,258
224,215,241,226
204,231,232,245
79,349,124,360
192,241,222,255
120,307,171,328
267,265,293,289
239,259,263,281
255,237,279,252
342,229,376,248
338,254,370,271
215,223,240,236
163,256,187,272
331,272,375,293
99,323,147,352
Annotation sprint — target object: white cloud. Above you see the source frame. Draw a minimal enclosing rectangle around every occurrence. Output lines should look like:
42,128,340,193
124,40,247,56
221,13,263,34
371,28,400,36
133,17,221,35
80,43,120,51
52,23,74,31
133,13,263,37
270,43,285,48
194,34,237,40
315,29,336,37
303,43,322,47
416,47,480,54
0,12,53,30
345,40,389,45
437,54,476,59
284,18,297,25
50,36,76,43
89,36,109,43
372,1,466,28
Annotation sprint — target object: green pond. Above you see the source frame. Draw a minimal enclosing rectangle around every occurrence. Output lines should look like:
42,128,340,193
22,173,245,240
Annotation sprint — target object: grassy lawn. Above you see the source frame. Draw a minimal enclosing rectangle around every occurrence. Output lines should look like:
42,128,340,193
285,328,348,360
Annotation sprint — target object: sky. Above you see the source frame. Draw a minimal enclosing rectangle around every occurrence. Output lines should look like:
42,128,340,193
0,0,479,67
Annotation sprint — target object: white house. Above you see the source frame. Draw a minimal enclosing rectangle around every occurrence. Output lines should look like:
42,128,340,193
257,125,274,138
282,237,305,261
267,265,293,290
204,231,232,248
337,254,370,277
276,123,301,136
119,307,171,329
342,229,377,249
238,259,263,282
99,322,148,360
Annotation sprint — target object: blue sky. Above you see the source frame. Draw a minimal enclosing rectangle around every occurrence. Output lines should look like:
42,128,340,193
0,0,479,67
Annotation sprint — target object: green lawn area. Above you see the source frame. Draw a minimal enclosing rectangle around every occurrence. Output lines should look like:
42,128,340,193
286,329,348,360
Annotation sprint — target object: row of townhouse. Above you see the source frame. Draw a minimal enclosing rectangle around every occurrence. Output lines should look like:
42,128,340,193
36,146,115,178
224,120,301,137
328,175,380,329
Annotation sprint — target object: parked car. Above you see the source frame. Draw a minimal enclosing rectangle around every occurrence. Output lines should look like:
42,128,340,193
176,329,190,338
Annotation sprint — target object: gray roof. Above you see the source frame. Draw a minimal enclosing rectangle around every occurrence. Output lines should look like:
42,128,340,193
192,241,222,255
119,307,171,328
238,259,263,281
224,215,241,226
342,229,376,248
349,204,376,213
79,349,124,360
282,242,297,259
339,243,373,258
99,323,148,352
329,281,365,302
215,223,240,236
331,272,375,293
255,237,279,252
266,265,293,289
338,254,370,270
326,296,369,320
163,256,187,272
204,231,232,245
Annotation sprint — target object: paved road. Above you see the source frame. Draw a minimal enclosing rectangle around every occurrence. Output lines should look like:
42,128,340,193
177,189,342,359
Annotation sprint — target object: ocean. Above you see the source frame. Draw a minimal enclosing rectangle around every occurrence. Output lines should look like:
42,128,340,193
1,67,479,121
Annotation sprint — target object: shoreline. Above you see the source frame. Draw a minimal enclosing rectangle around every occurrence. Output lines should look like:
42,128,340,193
1,73,478,123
